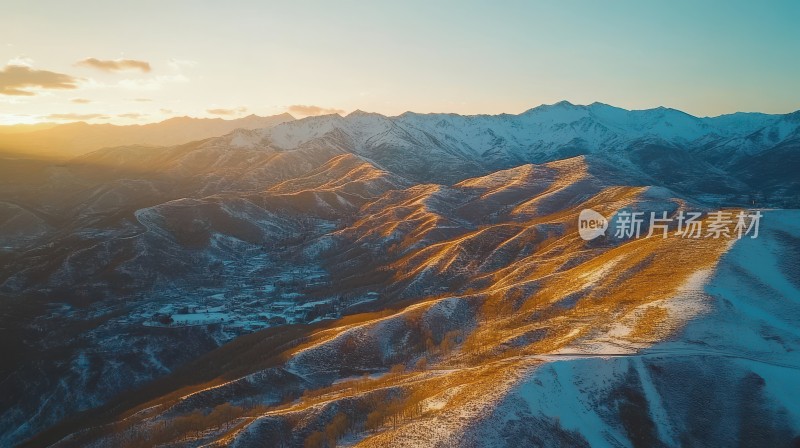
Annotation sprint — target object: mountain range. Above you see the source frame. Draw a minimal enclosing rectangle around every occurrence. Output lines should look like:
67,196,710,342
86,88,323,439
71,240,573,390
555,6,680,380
1,101,799,447
0,113,295,159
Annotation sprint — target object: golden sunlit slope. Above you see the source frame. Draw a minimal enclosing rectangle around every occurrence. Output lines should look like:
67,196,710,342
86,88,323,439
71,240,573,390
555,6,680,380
242,154,411,220
453,156,597,219
39,156,738,447
268,154,410,197
330,156,651,296
330,156,602,261
333,184,465,255
238,208,730,448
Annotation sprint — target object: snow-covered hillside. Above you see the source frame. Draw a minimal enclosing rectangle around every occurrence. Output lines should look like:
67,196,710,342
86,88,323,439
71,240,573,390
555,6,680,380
251,102,800,185
460,210,800,447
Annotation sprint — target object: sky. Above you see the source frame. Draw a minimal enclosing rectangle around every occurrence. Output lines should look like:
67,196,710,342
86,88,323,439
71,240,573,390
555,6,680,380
1,0,799,125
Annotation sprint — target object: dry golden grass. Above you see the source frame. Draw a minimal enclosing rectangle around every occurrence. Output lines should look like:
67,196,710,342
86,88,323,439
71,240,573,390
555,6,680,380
193,196,735,447
206,194,735,445
627,305,670,341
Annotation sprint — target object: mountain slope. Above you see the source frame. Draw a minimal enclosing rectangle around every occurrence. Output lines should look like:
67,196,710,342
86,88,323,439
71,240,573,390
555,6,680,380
1,102,799,447
30,182,786,448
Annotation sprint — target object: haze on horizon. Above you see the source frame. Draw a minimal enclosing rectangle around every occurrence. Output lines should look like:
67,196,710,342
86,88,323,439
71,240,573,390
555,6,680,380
2,0,799,125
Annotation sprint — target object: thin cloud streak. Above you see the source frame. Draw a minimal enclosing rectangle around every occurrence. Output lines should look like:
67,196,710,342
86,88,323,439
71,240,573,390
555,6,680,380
0,65,81,96
77,58,151,73
287,104,345,117
207,107,247,116
44,113,110,121
117,113,147,119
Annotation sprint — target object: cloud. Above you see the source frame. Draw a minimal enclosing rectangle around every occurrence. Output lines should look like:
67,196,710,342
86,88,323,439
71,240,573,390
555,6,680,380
207,107,248,116
287,104,345,117
133,97,152,102
168,58,197,71
70,98,92,104
117,73,187,90
44,113,110,121
7,56,33,67
0,64,81,96
160,108,173,114
118,113,147,119
76,58,151,73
